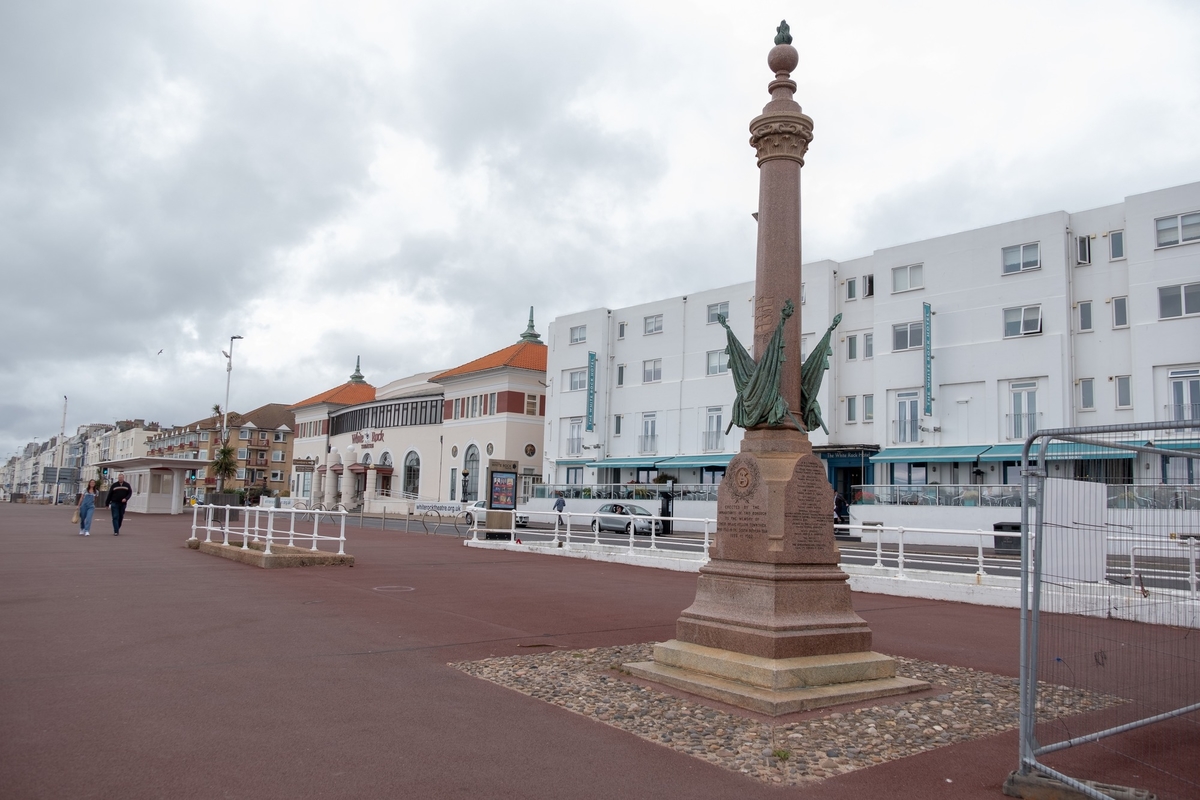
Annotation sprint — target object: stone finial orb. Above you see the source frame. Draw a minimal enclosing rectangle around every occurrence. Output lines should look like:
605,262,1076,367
767,43,798,76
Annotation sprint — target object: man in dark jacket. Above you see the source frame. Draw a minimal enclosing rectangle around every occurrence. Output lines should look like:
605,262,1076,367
106,473,132,535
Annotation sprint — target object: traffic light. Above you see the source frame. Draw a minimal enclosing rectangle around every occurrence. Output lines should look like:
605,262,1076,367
102,468,109,477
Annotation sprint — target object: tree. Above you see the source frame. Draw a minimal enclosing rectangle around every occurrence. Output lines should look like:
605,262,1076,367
211,443,237,493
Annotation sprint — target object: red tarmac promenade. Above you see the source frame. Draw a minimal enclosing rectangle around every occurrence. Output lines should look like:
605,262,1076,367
0,503,1192,799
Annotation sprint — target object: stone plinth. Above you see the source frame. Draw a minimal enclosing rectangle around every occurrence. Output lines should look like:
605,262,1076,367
190,538,354,569
625,640,928,715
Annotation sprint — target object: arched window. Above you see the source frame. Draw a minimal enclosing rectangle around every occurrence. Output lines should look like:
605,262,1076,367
464,445,479,501
403,451,420,497
361,452,372,466
379,451,393,468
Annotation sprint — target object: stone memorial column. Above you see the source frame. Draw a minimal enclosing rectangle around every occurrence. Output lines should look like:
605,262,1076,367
627,23,927,715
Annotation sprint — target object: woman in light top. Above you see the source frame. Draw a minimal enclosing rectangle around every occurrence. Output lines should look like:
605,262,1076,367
78,479,98,536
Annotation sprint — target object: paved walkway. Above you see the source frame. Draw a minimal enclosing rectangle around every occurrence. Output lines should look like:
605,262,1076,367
0,504,1193,798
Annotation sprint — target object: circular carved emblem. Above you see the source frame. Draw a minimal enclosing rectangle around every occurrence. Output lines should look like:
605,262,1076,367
486,443,494,456
451,446,458,457
726,458,760,503
524,443,536,457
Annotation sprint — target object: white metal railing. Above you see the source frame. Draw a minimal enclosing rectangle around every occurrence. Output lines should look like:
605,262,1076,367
470,509,714,560
189,504,347,556
1108,484,1200,510
837,522,1001,579
1007,412,1041,440
892,419,921,443
1111,535,1199,601
566,437,583,456
638,434,658,454
1165,403,1200,422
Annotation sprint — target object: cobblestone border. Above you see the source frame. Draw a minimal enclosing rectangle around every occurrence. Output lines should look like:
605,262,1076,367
453,643,1120,786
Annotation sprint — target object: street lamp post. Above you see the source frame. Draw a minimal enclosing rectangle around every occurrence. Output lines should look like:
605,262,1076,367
218,335,244,493
461,469,470,503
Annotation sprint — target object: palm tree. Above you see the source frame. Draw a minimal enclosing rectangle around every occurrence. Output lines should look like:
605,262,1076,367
211,443,237,493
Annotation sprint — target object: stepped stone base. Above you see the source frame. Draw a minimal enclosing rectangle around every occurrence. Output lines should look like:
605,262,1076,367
625,640,928,716
189,538,354,568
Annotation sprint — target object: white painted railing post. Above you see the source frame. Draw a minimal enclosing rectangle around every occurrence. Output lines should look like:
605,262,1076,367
1130,547,1138,586
874,525,883,569
649,515,659,551
311,511,320,551
189,505,198,541
1189,538,1197,601
205,506,214,543
337,512,346,555
288,509,295,547
703,519,711,555
241,506,251,550
264,509,274,555
222,506,230,546
975,530,986,577
896,527,906,578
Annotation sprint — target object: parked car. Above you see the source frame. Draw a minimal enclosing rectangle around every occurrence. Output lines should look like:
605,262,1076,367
591,503,663,535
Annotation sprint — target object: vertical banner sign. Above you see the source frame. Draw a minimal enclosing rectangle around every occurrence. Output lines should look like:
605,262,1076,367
586,351,597,431
922,302,933,416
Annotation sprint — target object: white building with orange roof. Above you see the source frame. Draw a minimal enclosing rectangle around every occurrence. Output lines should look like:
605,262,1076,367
288,358,377,506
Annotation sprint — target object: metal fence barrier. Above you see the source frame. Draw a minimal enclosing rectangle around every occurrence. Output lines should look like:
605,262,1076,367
1015,420,1200,800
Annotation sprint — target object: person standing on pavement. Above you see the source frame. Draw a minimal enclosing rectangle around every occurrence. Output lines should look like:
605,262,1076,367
77,479,98,536
106,473,132,535
553,493,566,526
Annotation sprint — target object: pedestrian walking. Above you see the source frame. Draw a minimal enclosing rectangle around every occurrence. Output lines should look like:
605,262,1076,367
834,491,849,526
106,473,132,535
77,479,98,536
553,493,566,526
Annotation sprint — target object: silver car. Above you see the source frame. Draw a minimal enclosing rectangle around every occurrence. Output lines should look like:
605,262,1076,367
591,503,662,535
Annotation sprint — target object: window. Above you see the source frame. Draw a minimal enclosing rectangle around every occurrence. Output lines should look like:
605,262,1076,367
704,407,723,451
1010,381,1038,439
846,278,857,300
463,445,479,501
567,419,582,455
259,431,268,441
706,349,729,375
618,321,626,339
239,430,250,440
640,413,657,453
569,325,586,344
270,471,283,482
1076,235,1091,265
863,332,874,359
616,364,625,387
525,394,539,415
644,314,663,335
1002,242,1040,274
1080,378,1095,410
565,467,583,485
568,369,587,391
643,359,662,383
864,274,874,297
846,335,857,361
1159,282,1200,319
272,450,284,462
613,414,622,436
864,394,874,422
237,448,247,461
273,431,286,442
235,468,246,480
1112,296,1129,328
1109,230,1124,260
892,264,923,293
1004,305,1042,337
1155,212,1200,248
1078,301,1092,332
1170,370,1200,421
1115,376,1132,409
892,321,923,351
896,391,919,442
707,302,729,323
846,396,857,422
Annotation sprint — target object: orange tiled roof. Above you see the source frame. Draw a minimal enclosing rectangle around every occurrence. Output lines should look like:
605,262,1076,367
290,382,377,410
432,341,547,382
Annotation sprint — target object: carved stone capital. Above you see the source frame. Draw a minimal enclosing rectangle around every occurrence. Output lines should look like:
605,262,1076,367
749,113,814,166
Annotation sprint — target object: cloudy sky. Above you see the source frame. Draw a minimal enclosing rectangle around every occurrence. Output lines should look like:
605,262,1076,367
3,0,1199,457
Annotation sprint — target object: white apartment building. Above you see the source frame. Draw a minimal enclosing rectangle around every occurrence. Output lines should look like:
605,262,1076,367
543,181,1200,497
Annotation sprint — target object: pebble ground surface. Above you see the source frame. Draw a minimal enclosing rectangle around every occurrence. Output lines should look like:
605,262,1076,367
455,643,1121,788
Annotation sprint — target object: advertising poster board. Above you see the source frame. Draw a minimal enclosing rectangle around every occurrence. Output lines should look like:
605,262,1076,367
489,471,517,510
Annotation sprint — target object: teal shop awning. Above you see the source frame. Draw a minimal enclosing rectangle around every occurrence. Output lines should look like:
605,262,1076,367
1146,439,1200,453
870,445,992,464
978,442,1144,461
654,454,734,469
554,459,593,466
587,457,668,469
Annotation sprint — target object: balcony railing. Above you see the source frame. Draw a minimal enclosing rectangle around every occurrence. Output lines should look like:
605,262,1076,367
702,431,723,452
638,434,658,454
1007,412,1041,440
566,437,583,456
892,419,921,444
853,483,1023,507
1165,403,1200,423
533,482,720,502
